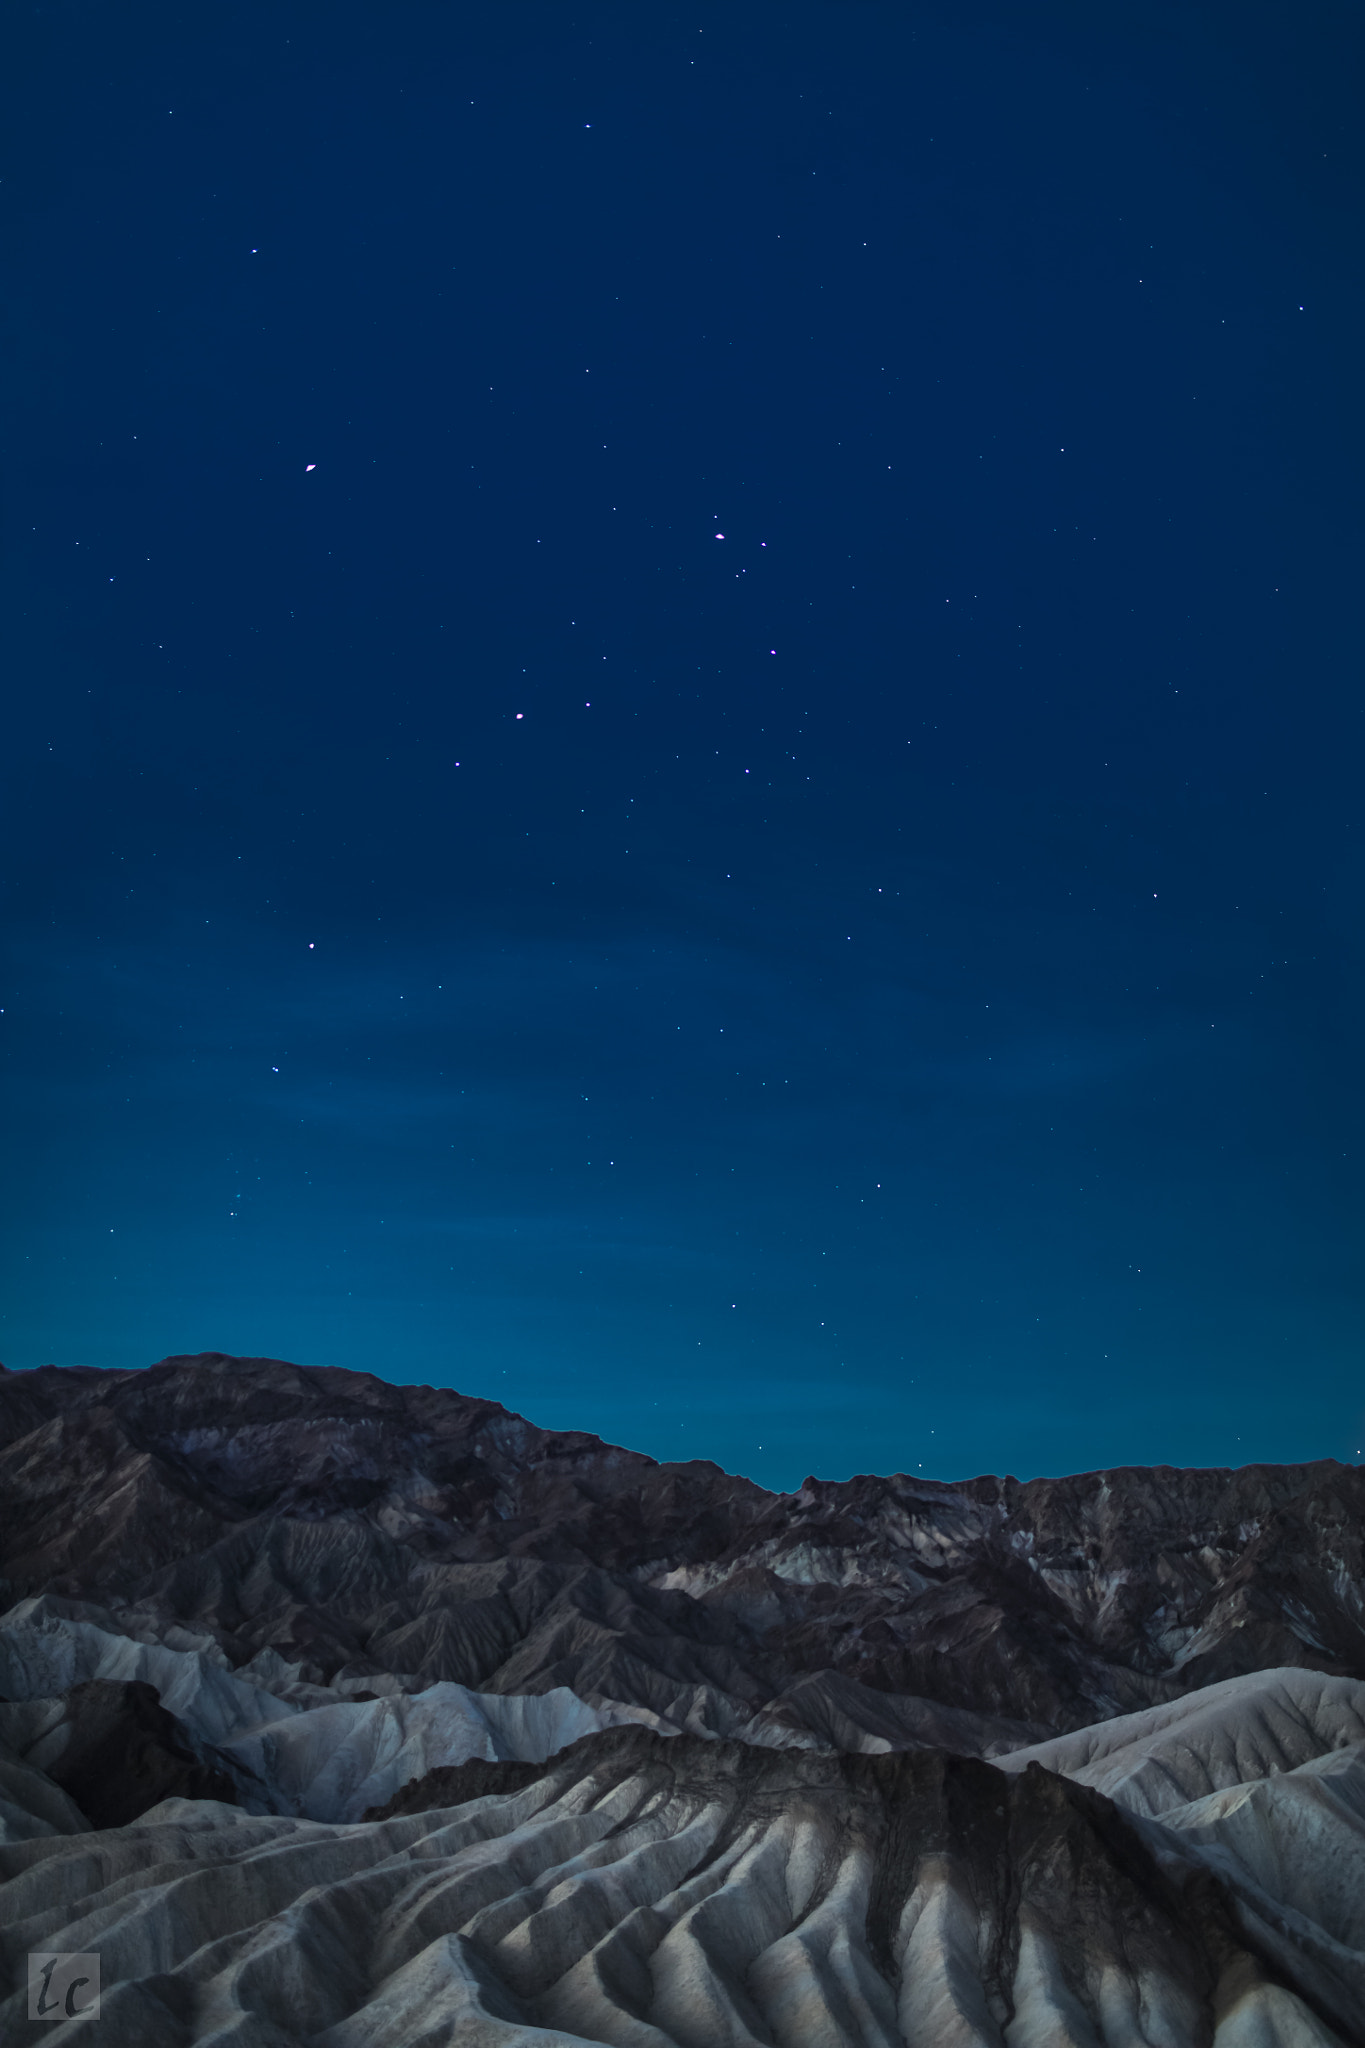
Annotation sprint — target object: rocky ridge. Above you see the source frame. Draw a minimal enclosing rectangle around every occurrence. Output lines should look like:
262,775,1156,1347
3,1717,1361,2047
2,1352,1362,1744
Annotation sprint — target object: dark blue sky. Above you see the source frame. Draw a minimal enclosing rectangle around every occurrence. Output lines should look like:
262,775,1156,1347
2,0,1362,1484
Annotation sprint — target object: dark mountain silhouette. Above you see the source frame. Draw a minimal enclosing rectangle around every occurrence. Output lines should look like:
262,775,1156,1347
2,1352,1361,1744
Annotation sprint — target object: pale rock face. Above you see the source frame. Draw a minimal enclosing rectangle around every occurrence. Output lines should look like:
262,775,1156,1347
996,1668,1365,1816
1151,1744,1365,2034
1162,1740,1365,1953
0,1604,664,1827
218,1680,660,1822
0,1597,299,1748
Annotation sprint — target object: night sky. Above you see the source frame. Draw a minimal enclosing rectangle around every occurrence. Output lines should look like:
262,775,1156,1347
3,1,1362,1486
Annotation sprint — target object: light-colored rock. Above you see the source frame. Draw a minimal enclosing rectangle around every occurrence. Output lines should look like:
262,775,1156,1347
0,1598,298,1748
220,1680,658,1822
0,1602,667,1821
1145,1741,1365,2040
997,1668,1365,1816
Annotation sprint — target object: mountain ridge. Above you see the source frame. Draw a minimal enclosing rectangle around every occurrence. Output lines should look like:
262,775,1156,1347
1,1352,1361,1743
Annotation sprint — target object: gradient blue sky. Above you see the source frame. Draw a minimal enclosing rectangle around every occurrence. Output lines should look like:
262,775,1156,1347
2,0,1362,1485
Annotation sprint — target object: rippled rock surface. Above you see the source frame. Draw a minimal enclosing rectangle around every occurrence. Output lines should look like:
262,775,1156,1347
2,1725,1361,2046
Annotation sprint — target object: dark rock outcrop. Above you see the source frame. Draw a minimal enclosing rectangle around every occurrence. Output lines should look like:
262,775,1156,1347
363,1750,551,1818
17,1678,238,1827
